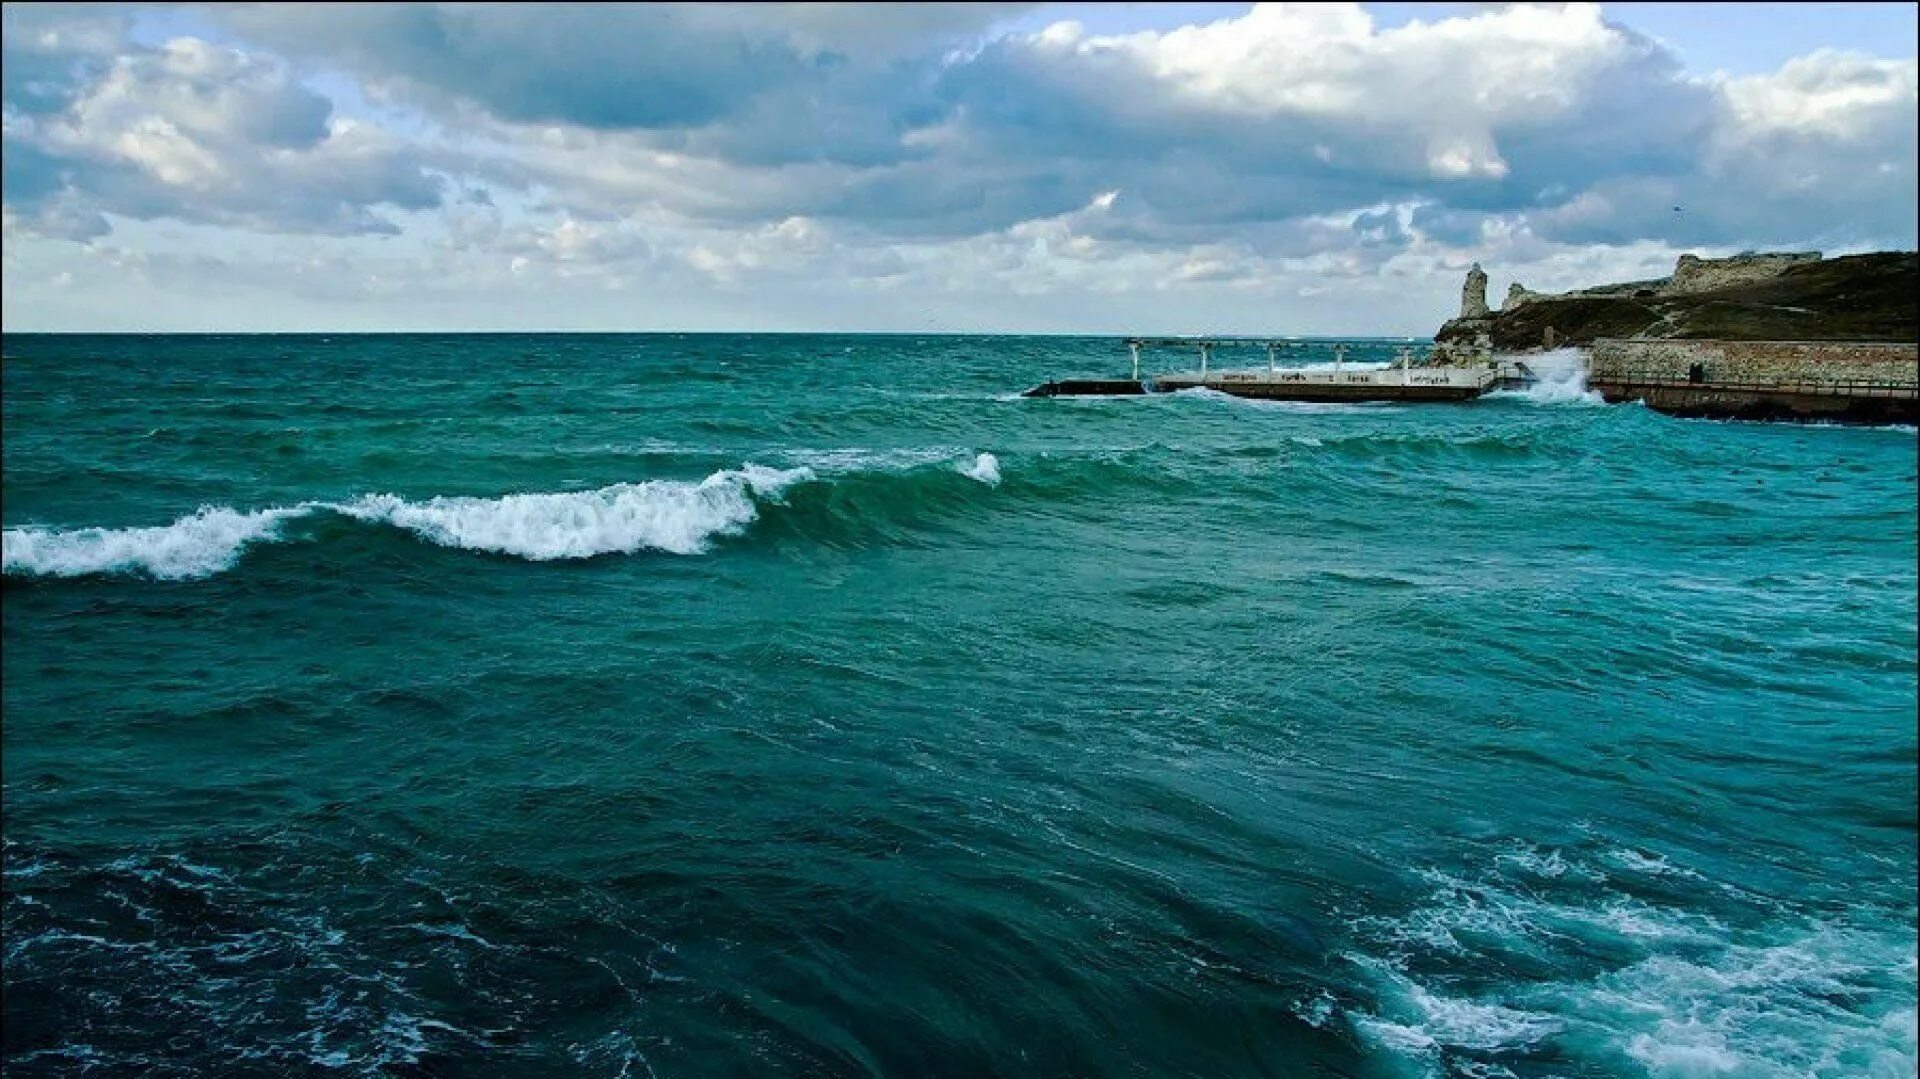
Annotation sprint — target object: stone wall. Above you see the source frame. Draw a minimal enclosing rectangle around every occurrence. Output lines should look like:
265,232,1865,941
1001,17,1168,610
1659,252,1821,296
1502,283,1538,310
1590,338,1919,386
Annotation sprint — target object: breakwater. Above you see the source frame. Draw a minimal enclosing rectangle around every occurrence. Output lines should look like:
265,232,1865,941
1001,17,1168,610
1588,338,1918,423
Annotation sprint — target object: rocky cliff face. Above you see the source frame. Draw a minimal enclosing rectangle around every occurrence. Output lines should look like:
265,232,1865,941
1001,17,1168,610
1434,251,1918,353
1663,251,1820,295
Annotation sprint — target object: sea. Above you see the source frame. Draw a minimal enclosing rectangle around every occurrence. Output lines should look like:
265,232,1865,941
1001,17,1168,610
3,333,1915,1077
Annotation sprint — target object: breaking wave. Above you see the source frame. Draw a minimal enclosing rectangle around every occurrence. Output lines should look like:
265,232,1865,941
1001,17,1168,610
0,506,314,581
337,465,809,560
1488,348,1605,405
960,452,1001,486
3,455,1002,580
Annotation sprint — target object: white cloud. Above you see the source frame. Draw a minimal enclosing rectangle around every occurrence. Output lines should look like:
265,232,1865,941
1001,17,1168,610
1,2,1913,331
1723,49,1918,137
5,33,447,238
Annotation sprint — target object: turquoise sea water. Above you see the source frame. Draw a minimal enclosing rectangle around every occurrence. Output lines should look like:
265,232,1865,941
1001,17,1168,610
3,333,1915,1077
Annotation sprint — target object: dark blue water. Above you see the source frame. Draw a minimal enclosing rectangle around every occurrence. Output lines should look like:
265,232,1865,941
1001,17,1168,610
4,333,1915,1076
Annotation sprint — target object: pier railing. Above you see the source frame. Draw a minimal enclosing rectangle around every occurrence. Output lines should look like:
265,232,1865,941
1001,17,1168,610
1120,338,1425,379
1589,370,1919,399
1588,339,1919,394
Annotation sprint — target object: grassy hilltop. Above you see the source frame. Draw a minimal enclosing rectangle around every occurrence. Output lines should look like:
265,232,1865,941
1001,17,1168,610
1438,252,1918,351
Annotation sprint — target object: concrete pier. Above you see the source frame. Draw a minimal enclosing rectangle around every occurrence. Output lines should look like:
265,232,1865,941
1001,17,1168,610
1025,338,1495,403
1149,365,1492,401
1587,339,1918,424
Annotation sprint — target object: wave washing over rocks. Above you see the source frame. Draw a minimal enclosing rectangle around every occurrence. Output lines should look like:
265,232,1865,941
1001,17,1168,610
2,454,1006,580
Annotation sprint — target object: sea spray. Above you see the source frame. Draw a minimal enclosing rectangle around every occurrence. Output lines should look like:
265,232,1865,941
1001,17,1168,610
1495,347,1605,405
961,453,1002,486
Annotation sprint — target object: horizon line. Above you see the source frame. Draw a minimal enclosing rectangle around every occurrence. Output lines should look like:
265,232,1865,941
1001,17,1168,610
1,328,1437,339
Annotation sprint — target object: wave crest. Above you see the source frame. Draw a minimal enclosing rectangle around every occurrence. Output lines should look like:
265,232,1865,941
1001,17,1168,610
339,465,812,560
2,457,1004,579
1,506,312,581
960,453,1001,486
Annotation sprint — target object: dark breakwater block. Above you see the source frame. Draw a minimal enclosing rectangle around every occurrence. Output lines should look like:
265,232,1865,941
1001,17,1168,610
1022,380,1153,397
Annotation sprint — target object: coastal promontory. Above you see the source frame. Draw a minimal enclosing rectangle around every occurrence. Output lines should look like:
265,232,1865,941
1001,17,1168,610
1435,251,1919,353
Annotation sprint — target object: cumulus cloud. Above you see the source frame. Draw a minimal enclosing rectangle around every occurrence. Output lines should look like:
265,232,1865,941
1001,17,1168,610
212,3,1026,143
2,2,1914,331
3,23,448,238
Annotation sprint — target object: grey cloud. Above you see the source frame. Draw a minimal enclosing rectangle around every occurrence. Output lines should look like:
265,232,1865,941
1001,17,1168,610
7,1,1914,290
3,22,449,240
204,2,1908,255
211,2,1028,138
1,4,126,115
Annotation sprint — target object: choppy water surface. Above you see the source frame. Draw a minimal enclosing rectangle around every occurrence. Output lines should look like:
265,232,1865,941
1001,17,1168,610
4,334,1915,1077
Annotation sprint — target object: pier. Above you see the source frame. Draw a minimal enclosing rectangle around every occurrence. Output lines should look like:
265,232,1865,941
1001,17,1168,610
1587,338,1918,424
1024,338,1495,402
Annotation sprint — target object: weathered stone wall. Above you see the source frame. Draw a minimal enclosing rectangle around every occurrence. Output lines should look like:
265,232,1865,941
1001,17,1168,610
1502,283,1537,310
1590,338,1919,385
1659,252,1821,296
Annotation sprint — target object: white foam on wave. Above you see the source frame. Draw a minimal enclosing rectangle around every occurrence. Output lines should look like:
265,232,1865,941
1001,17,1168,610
339,464,812,560
1169,387,1379,413
1490,348,1605,405
780,446,965,472
2,448,1017,578
2,505,314,580
1349,953,1563,1059
1336,846,1917,1078
778,446,1007,483
961,452,1002,486
3,464,828,578
1600,926,1918,1078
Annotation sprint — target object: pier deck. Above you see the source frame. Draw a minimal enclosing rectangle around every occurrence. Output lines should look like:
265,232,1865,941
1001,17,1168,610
1025,338,1493,402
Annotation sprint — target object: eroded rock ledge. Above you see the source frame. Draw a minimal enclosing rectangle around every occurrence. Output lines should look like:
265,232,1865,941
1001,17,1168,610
1432,250,1917,357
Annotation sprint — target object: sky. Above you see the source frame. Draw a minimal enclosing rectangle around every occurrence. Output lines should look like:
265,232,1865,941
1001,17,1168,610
2,2,1915,334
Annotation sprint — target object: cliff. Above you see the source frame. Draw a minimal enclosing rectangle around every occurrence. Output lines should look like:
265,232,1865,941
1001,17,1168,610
1434,251,1919,353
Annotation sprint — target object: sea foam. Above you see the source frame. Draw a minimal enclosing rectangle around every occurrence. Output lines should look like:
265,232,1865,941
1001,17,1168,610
1339,847,1917,1077
1493,348,1605,405
6,451,1000,579
338,465,813,560
961,453,1002,486
1,505,314,580
2,464,821,578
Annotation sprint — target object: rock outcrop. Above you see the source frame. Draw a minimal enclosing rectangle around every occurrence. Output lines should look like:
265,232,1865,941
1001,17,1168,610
1460,262,1490,318
1429,262,1498,363
1433,251,1917,353
1661,251,1820,296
